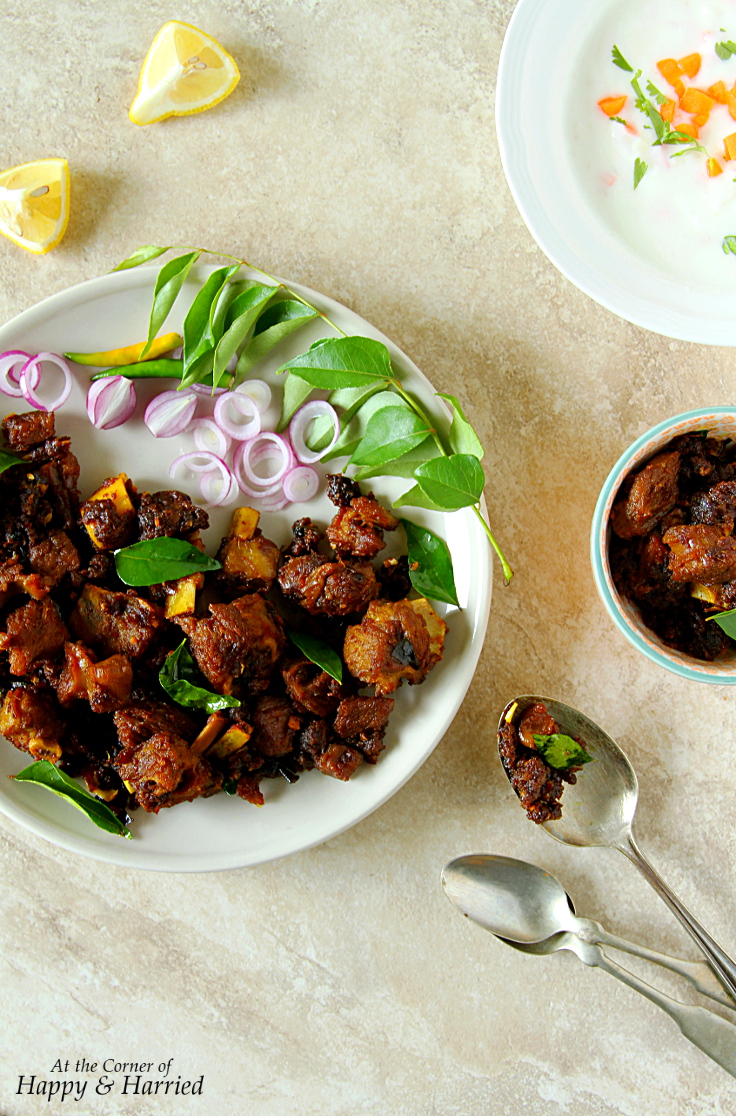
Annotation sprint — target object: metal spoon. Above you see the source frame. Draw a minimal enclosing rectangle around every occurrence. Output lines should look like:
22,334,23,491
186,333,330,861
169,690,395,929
498,695,736,999
442,855,736,1078
441,855,733,1007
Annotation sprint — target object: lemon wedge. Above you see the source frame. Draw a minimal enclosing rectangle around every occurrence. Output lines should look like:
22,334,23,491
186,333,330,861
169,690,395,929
0,158,70,255
129,21,240,125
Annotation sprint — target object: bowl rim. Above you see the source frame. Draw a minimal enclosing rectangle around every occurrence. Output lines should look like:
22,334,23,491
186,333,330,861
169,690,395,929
590,407,736,684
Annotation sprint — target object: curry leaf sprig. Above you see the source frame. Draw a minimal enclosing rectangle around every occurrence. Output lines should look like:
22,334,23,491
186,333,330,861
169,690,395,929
11,760,131,838
111,245,512,584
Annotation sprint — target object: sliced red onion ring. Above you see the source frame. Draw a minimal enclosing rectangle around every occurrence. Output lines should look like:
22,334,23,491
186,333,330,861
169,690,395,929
193,418,231,458
233,433,293,490
86,375,137,430
144,389,197,437
234,379,271,413
169,451,226,480
214,391,261,441
0,351,30,397
290,400,339,463
200,465,239,507
19,352,72,412
283,465,319,503
257,489,292,511
190,382,226,397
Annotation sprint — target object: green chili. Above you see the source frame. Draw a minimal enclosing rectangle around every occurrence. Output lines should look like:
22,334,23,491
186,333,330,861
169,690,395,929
90,358,183,381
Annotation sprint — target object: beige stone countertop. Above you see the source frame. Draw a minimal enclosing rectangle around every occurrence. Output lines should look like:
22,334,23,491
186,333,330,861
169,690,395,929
2,0,736,1113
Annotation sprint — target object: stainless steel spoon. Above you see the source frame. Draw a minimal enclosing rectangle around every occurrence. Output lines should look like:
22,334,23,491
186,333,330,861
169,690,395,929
498,695,736,1000
442,855,736,1078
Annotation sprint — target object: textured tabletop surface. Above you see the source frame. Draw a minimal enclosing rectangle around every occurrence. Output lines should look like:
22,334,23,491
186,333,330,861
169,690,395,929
2,1,736,1113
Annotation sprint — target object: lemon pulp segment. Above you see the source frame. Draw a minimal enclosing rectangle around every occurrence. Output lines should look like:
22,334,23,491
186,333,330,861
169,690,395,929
0,158,70,255
129,21,240,125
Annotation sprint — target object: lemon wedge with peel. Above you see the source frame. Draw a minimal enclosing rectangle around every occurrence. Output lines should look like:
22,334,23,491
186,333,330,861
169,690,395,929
129,21,240,125
0,158,70,255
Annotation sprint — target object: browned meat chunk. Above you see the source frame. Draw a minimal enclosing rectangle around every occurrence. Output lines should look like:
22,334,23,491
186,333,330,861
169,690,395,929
343,598,446,695
176,594,286,696
278,553,379,616
114,732,220,813
326,473,361,507
57,642,133,714
217,531,280,593
80,497,137,551
282,657,345,717
611,451,680,539
298,719,363,781
284,517,323,558
70,583,166,659
333,695,394,762
236,774,265,805
114,699,197,751
498,720,565,824
2,410,55,451
378,555,412,601
27,529,80,585
250,696,302,757
690,479,736,529
517,702,558,748
663,524,736,584
327,495,399,559
0,687,65,762
0,598,69,674
0,560,51,605
137,490,209,540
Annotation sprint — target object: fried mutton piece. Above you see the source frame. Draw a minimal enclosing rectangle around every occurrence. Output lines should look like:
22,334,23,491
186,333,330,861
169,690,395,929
0,687,65,762
176,593,286,696
57,642,133,714
610,451,680,539
343,598,446,695
137,489,209,541
663,524,736,584
70,584,166,659
298,719,363,781
282,657,345,717
278,553,379,616
216,508,280,594
333,695,394,762
326,477,399,559
0,598,69,675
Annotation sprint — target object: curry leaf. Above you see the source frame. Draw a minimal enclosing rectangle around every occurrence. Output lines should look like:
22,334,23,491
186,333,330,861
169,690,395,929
180,265,239,387
349,406,432,467
278,336,395,390
277,373,314,431
307,382,387,454
320,390,410,462
392,484,447,512
141,251,200,358
287,629,343,682
112,244,170,272
11,760,131,838
413,453,485,510
0,449,25,476
354,438,442,482
707,607,736,638
160,640,241,713
532,734,593,770
212,283,278,387
400,517,459,606
233,300,319,385
114,537,221,586
437,393,485,459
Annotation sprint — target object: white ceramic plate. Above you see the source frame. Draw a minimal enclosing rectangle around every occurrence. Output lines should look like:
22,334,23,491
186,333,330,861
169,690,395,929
496,0,736,345
0,266,491,871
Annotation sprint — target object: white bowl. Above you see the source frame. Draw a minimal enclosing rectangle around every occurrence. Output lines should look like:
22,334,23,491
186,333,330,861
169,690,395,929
496,0,736,344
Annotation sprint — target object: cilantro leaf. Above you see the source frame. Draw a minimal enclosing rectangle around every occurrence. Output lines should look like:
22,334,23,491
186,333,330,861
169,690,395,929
633,158,648,189
630,71,666,140
612,44,633,72
532,734,594,771
610,116,628,126
723,235,736,256
645,79,668,105
716,40,736,60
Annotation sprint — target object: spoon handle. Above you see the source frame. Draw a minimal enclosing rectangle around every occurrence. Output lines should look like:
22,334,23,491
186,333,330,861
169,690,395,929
581,942,736,1079
582,920,735,1008
618,832,736,1001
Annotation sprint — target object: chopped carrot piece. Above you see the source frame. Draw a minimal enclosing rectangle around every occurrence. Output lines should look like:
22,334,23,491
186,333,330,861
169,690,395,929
679,87,715,114
659,99,676,123
675,121,699,139
708,80,728,103
657,58,685,96
678,53,701,78
724,131,736,160
707,157,723,177
726,91,736,120
693,112,710,128
598,95,627,117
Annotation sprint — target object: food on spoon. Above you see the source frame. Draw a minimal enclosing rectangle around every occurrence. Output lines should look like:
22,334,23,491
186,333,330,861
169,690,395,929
0,411,447,834
0,158,70,255
498,702,592,824
128,21,240,126
609,432,736,659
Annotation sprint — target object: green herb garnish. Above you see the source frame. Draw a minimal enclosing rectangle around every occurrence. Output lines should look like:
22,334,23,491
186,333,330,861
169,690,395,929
610,116,628,126
716,40,736,60
723,235,736,255
114,537,221,586
612,45,633,72
287,629,343,682
706,606,736,637
0,448,25,477
532,734,594,771
159,640,241,713
400,517,459,606
645,79,668,106
11,760,131,838
140,250,201,358
633,158,648,189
